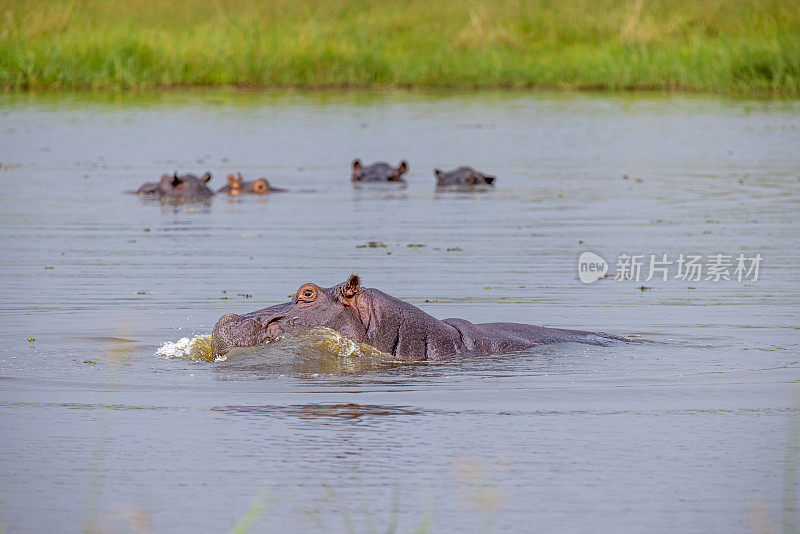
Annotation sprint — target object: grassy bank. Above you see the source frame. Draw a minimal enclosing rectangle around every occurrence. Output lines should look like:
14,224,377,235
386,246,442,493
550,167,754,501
1,0,799,94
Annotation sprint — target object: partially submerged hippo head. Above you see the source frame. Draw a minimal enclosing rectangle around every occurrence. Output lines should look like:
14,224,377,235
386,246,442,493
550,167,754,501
137,171,213,200
217,173,286,195
352,160,408,182
434,166,496,187
213,275,369,356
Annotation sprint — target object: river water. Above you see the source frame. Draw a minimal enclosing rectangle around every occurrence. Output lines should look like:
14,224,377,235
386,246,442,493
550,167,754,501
0,91,798,533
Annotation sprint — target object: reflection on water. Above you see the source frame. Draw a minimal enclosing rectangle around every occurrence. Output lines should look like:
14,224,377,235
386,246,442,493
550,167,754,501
212,403,427,420
0,91,798,533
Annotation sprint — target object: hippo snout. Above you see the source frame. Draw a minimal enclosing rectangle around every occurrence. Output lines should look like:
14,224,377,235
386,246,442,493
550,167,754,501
211,313,265,356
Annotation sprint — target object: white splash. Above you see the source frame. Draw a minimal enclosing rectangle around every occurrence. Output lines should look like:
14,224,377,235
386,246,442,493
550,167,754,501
156,335,220,362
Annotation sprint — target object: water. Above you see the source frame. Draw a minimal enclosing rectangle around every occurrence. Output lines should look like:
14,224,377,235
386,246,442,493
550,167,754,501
0,91,798,533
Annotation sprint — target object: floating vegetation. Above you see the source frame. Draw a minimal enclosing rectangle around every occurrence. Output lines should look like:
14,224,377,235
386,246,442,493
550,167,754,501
356,241,387,248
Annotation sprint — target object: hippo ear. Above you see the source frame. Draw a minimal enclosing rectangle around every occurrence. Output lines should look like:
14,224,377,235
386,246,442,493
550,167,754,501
227,174,242,187
202,171,212,183
352,159,362,170
397,161,408,174
341,274,361,299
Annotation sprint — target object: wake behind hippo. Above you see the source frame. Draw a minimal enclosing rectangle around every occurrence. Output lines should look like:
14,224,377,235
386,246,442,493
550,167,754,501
212,275,627,360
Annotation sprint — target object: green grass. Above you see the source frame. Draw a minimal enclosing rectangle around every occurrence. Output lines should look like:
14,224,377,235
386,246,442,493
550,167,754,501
1,0,799,94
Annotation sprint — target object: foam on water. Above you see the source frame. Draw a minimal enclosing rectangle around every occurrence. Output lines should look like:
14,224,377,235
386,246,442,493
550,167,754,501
156,335,217,362
154,328,391,364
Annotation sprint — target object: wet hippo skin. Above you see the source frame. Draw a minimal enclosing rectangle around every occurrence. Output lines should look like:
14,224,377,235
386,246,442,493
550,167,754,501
212,275,627,359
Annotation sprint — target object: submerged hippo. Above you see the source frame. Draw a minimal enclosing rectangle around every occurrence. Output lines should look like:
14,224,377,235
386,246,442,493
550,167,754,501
212,275,626,360
137,172,214,200
435,166,496,187
352,160,408,182
217,173,287,195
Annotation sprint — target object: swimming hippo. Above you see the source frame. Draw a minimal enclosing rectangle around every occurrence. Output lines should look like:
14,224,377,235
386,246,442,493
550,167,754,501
217,173,287,195
352,160,408,182
435,166,496,186
211,275,626,360
137,172,214,200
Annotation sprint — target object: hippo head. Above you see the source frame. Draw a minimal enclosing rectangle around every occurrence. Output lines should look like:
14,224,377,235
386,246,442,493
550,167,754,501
435,167,495,186
157,171,214,199
222,173,270,195
212,275,369,355
352,160,408,182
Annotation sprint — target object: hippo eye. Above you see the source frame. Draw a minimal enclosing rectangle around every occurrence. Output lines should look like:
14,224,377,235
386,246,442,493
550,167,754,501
296,285,318,303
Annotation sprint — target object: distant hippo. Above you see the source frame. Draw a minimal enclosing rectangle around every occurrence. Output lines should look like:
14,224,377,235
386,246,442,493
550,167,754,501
352,160,408,182
435,166,496,187
137,172,214,200
211,275,627,360
217,173,287,196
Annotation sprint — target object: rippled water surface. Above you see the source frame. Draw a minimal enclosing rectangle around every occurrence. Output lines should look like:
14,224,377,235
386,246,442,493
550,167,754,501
1,91,799,533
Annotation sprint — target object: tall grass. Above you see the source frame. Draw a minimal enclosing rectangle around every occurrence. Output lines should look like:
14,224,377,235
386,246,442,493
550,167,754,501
1,0,798,93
